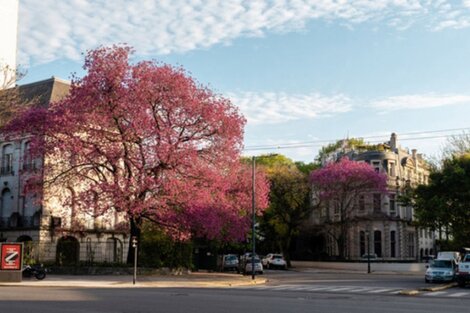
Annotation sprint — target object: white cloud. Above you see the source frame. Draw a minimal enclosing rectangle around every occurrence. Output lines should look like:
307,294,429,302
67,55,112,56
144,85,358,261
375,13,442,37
228,91,352,125
370,93,470,113
18,0,470,66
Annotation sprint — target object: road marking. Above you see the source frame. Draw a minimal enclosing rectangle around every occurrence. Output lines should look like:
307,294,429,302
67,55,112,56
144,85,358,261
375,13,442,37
449,292,470,297
424,291,448,296
328,287,359,292
368,288,394,293
389,290,402,294
348,288,371,293
238,284,404,295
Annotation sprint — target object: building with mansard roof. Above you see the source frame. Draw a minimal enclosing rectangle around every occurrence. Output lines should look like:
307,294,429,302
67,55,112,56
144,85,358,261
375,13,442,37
304,133,435,261
0,77,129,265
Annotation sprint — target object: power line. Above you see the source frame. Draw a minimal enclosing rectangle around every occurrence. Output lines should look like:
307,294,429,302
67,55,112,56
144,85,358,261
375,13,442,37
243,127,470,152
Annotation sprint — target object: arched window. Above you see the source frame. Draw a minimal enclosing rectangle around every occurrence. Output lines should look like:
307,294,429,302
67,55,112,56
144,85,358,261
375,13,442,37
56,236,80,265
2,144,14,175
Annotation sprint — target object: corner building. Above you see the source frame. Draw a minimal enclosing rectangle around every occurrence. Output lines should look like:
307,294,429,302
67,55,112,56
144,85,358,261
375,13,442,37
0,78,129,265
309,133,434,261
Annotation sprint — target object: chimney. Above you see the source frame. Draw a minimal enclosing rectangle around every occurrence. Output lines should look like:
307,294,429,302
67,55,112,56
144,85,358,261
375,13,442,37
412,149,417,159
390,133,397,151
0,0,19,89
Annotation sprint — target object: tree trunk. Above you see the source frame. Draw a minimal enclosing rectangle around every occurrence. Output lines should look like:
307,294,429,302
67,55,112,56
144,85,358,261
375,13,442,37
126,216,142,264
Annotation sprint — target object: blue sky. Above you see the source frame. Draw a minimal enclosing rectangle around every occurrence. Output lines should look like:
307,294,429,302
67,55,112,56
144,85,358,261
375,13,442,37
18,0,470,162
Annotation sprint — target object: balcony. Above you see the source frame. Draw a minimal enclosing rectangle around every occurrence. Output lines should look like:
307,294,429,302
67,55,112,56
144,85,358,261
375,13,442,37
0,214,40,230
0,166,14,176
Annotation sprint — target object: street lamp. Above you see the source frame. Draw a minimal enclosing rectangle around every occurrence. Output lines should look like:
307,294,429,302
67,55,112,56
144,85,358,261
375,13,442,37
365,230,371,274
251,156,256,280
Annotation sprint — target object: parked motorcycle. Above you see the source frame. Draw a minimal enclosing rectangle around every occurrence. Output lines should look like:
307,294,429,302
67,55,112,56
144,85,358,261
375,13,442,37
22,264,47,280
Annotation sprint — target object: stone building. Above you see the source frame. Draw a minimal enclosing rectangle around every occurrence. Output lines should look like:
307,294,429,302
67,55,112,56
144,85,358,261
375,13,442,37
0,78,129,265
308,133,434,261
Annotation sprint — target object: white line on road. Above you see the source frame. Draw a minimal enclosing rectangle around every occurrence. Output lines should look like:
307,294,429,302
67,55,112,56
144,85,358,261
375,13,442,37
449,292,470,297
424,291,448,296
368,288,394,293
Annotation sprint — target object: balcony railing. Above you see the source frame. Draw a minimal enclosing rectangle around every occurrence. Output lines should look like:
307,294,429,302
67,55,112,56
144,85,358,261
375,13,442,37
0,166,14,176
0,216,39,229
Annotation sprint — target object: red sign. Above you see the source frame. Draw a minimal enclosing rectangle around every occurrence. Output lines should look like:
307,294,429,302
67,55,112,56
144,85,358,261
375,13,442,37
1,243,23,270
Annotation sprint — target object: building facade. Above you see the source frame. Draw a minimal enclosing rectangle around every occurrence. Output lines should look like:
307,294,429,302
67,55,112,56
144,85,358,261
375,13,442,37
0,78,130,265
308,133,435,261
0,0,19,88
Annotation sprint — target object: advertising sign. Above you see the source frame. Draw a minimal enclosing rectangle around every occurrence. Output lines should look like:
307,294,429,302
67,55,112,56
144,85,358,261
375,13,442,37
0,243,23,270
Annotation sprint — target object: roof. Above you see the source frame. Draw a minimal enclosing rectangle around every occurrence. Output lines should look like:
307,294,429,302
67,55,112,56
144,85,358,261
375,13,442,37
16,76,71,106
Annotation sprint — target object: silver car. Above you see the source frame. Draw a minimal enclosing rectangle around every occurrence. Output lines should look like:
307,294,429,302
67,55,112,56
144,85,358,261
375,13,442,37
243,257,263,275
425,259,456,283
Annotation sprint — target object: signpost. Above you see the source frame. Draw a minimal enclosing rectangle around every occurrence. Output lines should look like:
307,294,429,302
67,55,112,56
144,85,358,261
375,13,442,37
0,242,23,282
1,243,23,270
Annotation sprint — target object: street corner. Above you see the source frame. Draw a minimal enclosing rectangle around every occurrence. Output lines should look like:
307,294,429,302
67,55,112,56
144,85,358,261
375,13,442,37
218,277,268,287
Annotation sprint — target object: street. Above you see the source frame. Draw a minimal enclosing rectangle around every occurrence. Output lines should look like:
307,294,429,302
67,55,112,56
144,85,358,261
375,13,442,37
0,270,468,313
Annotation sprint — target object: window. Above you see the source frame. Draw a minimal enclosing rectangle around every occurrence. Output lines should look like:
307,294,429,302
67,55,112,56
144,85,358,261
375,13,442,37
390,231,396,258
389,194,396,216
1,144,14,175
374,230,382,257
389,162,396,177
358,195,365,212
23,141,36,171
372,161,380,173
407,232,415,257
373,194,381,213
359,231,366,256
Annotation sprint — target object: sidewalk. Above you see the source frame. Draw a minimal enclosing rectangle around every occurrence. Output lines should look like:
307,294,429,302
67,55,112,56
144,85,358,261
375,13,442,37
0,272,267,288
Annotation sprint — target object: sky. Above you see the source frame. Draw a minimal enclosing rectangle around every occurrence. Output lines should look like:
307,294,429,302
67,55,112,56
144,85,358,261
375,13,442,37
16,0,470,162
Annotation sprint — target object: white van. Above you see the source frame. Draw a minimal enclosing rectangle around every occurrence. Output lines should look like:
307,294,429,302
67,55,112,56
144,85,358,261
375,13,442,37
437,251,460,262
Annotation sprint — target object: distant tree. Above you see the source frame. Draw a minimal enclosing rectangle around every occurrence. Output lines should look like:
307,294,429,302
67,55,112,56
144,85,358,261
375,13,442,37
442,132,470,159
413,154,470,248
294,161,318,174
310,158,387,259
315,138,366,164
255,154,312,266
7,45,270,263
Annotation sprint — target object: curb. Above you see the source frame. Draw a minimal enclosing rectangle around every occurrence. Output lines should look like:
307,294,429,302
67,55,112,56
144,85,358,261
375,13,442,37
0,277,268,289
419,282,457,292
399,282,456,296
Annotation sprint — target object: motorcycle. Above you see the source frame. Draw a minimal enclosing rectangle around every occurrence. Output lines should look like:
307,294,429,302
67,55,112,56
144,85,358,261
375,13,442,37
22,264,47,280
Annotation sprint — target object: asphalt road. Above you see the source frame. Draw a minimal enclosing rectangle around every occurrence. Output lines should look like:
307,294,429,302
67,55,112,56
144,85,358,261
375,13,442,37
0,270,467,313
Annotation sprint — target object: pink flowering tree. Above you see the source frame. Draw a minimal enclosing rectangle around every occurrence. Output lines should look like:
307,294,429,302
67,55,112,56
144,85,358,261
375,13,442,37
310,158,387,259
7,45,269,263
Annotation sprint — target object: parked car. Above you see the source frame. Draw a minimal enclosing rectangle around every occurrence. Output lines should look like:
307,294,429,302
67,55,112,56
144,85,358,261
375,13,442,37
241,256,263,275
218,254,239,272
262,254,287,270
422,255,435,263
361,253,378,261
437,251,460,262
456,253,470,287
425,259,457,283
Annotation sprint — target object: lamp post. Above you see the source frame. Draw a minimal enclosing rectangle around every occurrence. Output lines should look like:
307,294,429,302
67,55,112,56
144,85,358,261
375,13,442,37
132,236,138,285
365,230,371,274
251,156,256,280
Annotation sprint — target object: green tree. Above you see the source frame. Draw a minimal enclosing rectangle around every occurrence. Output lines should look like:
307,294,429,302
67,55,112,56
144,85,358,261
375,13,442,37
255,154,312,267
413,154,470,248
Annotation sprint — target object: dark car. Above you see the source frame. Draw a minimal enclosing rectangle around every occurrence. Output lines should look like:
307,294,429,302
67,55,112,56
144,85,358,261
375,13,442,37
219,254,239,272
